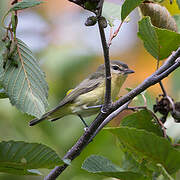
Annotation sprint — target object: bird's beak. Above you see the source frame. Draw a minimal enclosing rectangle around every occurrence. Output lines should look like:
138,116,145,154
124,69,135,74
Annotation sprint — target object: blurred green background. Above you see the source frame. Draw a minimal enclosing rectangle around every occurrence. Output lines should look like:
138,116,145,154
0,0,180,179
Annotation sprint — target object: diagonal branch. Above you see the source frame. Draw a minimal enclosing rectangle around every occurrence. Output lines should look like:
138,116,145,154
44,47,180,180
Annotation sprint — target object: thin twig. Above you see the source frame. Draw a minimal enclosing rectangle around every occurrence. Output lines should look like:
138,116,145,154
159,81,167,96
157,57,167,96
108,21,123,47
166,95,175,112
97,0,104,17
97,2,111,111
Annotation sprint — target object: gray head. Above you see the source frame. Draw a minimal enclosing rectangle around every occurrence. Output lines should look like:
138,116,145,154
97,60,134,75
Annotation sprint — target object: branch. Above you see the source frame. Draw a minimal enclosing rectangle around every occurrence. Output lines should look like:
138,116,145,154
97,0,112,111
44,47,180,180
89,101,131,142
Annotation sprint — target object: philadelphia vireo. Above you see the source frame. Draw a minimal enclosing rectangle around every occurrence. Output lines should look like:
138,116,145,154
29,60,134,126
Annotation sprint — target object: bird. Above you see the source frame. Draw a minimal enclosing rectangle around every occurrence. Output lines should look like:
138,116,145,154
29,60,134,127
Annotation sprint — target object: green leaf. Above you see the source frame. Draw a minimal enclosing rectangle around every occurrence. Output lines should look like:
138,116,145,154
122,152,152,176
0,140,63,175
121,110,163,137
135,91,155,111
138,16,180,60
0,39,48,118
126,89,155,110
173,15,180,33
176,0,180,9
121,0,144,21
9,0,44,12
82,155,148,180
153,0,164,2
0,86,8,98
107,127,180,174
102,2,121,26
0,42,9,99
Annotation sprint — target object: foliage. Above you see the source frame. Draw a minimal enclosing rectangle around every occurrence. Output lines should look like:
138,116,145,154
121,0,145,21
0,141,63,175
102,1,122,27
0,39,48,118
9,0,44,12
0,0,180,179
83,110,180,179
82,155,148,180
138,16,180,60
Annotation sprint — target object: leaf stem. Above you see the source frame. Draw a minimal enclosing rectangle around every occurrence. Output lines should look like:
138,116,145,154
108,21,123,47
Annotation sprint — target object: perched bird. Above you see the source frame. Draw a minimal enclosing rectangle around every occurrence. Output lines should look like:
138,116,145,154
29,60,134,126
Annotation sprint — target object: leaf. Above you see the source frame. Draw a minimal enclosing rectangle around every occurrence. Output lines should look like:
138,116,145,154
176,0,180,9
0,86,8,99
126,88,155,110
138,16,180,60
173,15,180,33
82,155,148,180
0,39,48,118
152,0,164,2
139,2,177,32
102,2,121,26
121,110,163,137
121,152,151,176
107,127,180,174
0,140,63,175
121,0,144,21
9,0,44,12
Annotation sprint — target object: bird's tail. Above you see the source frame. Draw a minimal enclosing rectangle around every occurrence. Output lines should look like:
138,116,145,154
29,113,50,126
29,104,69,126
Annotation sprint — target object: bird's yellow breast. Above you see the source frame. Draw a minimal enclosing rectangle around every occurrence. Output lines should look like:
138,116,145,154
69,73,127,117
111,73,127,101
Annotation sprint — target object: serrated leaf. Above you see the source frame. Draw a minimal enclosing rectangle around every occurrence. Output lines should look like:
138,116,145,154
121,110,163,137
82,155,148,180
121,0,144,21
0,39,48,118
0,141,63,175
9,0,44,12
107,127,180,174
138,16,180,60
102,2,121,26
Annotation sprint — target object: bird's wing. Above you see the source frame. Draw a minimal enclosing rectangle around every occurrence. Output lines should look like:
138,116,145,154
29,72,104,126
54,73,104,109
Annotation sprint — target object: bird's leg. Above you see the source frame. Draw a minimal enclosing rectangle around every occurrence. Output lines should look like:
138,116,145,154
85,105,103,109
77,114,89,130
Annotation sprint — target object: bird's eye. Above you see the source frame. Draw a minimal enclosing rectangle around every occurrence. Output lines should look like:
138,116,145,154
112,65,120,71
